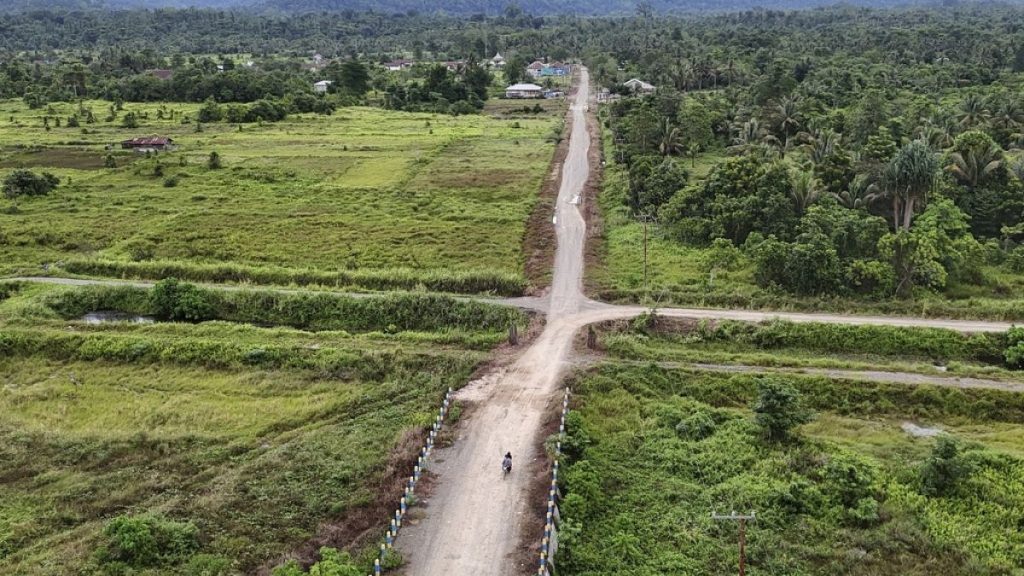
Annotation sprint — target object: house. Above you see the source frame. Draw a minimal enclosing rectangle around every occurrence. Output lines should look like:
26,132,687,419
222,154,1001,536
312,53,325,67
526,60,546,78
541,62,570,77
384,59,414,71
313,80,333,94
121,137,174,152
505,83,544,99
148,69,173,81
443,60,466,72
623,78,656,94
489,52,506,68
597,88,620,102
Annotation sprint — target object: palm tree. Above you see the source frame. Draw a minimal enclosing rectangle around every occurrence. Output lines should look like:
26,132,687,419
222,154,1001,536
992,99,1023,134
729,119,766,154
946,137,1003,190
790,169,821,215
1009,159,1024,182
805,128,840,166
833,174,874,210
958,93,991,130
773,95,802,138
658,118,683,156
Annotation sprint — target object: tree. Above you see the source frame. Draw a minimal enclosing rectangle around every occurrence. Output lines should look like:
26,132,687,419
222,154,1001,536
336,59,370,96
3,169,59,199
945,130,1005,191
882,140,940,232
919,436,973,497
207,151,222,169
121,111,138,129
957,93,990,130
627,155,688,214
751,232,842,296
752,378,814,442
789,169,821,216
197,98,223,123
701,237,742,287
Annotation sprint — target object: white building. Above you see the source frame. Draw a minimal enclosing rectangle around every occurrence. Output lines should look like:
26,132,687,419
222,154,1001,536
623,78,656,94
313,80,333,94
490,52,506,68
505,83,544,99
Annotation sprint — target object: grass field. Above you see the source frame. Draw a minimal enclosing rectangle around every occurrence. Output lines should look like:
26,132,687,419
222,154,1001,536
0,99,559,293
558,357,1024,575
0,282,516,574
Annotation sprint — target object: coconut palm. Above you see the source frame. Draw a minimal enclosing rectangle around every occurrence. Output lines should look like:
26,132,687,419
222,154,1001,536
957,93,991,130
833,173,874,210
991,99,1023,134
790,169,821,215
657,118,684,157
805,128,841,166
773,95,802,138
946,137,1003,190
729,119,767,154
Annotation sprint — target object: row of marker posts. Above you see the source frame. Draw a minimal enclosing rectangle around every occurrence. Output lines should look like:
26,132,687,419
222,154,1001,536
371,386,454,576
538,387,571,576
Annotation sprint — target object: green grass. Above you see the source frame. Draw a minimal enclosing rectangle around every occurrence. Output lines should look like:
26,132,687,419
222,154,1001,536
0,283,516,574
0,100,556,293
558,363,1024,575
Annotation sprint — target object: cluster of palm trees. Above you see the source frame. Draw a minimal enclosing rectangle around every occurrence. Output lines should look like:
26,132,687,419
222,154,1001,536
721,92,1024,231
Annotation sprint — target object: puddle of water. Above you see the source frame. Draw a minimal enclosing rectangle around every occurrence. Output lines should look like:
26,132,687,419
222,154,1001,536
81,311,156,325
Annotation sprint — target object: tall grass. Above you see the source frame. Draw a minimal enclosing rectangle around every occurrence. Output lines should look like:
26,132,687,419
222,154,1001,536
62,259,528,296
41,283,527,333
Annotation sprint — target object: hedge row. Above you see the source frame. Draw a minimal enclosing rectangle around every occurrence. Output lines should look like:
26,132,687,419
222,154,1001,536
42,283,526,334
62,259,527,296
0,329,473,382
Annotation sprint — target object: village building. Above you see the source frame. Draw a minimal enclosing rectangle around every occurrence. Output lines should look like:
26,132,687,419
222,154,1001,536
313,80,333,94
544,89,565,99
623,78,656,94
384,59,414,71
526,60,546,78
489,52,506,68
505,82,544,99
121,137,175,153
443,60,466,72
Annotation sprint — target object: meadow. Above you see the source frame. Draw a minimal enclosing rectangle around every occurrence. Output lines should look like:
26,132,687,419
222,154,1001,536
557,359,1024,575
0,281,520,574
0,99,560,294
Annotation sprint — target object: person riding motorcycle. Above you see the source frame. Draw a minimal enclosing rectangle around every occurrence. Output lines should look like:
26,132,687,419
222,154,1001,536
502,452,513,474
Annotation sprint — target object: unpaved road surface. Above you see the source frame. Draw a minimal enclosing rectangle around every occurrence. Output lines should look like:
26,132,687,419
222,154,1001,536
394,70,596,576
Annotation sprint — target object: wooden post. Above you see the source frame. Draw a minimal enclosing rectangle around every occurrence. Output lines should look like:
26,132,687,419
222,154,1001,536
509,323,519,345
712,511,755,576
586,326,597,350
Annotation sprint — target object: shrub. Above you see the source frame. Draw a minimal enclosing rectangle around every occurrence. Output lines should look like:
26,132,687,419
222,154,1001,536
752,377,814,442
208,151,222,169
151,278,215,322
3,169,59,199
95,514,198,568
920,436,974,497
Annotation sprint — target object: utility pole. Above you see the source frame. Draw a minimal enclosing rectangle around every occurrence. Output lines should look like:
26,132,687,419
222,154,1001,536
711,510,756,576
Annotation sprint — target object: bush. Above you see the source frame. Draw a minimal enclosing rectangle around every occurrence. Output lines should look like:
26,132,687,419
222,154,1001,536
95,514,198,568
151,278,215,322
919,436,974,497
752,377,814,442
3,169,59,199
207,151,222,169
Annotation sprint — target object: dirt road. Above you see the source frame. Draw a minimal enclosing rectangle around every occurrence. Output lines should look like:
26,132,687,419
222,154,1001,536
393,70,596,576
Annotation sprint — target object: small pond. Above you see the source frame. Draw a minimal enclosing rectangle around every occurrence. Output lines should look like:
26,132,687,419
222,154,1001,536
81,311,156,325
